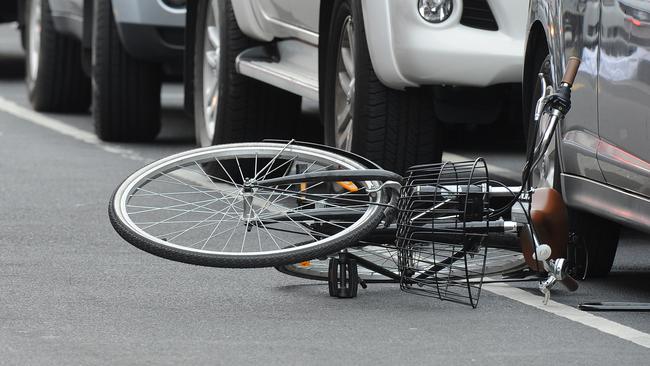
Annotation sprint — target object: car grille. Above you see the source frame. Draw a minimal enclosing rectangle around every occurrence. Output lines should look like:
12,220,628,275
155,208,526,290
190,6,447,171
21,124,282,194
461,0,499,31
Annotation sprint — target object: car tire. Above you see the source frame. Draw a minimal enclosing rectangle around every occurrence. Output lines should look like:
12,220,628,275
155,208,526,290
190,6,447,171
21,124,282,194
322,0,442,174
193,0,302,147
526,51,620,279
92,0,162,142
569,210,620,278
25,0,91,112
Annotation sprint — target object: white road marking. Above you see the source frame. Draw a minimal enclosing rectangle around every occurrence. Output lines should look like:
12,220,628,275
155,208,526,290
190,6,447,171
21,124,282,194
2,94,650,350
0,96,149,162
485,282,650,349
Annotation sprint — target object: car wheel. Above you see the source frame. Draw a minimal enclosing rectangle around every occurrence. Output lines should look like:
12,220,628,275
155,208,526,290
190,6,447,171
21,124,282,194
526,52,620,278
25,0,90,112
193,0,301,147
92,0,162,142
322,0,441,174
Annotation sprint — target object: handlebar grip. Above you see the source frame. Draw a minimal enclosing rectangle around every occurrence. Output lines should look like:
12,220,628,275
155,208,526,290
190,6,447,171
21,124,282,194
560,275,579,292
561,57,581,86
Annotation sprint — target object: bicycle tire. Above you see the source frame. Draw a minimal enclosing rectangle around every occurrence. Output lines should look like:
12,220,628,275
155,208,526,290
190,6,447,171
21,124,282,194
276,245,525,282
109,142,391,268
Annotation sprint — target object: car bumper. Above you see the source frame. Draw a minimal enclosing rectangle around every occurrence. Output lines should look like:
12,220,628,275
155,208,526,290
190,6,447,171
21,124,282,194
111,0,185,62
361,0,526,89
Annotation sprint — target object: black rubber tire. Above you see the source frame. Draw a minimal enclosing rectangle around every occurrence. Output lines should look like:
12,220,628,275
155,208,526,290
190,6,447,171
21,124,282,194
525,50,620,279
25,0,90,112
92,0,162,142
193,0,302,147
322,0,442,175
569,210,620,278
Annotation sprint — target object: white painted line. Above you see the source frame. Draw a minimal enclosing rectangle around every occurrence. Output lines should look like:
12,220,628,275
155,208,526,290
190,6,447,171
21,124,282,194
484,282,650,349
0,96,149,162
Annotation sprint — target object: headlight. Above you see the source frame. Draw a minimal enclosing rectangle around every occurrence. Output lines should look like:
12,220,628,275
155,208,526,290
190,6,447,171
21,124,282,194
418,0,453,23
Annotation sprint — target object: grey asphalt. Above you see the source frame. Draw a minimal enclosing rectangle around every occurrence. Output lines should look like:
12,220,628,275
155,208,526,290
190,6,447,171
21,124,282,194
1,24,650,365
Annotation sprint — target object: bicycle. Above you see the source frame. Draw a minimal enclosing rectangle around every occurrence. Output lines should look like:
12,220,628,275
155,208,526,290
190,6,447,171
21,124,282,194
109,58,582,308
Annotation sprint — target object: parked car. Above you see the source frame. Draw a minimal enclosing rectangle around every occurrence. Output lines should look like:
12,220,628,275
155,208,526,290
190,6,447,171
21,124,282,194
184,0,528,173
19,0,185,141
524,0,650,278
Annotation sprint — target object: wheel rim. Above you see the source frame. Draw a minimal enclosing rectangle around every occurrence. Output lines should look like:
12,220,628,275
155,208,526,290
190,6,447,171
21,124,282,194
531,60,556,189
333,16,355,151
28,0,42,84
201,1,221,144
112,143,384,259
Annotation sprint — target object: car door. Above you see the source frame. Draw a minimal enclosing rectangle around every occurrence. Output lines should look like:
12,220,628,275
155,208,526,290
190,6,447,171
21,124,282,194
252,0,319,40
559,0,604,181
597,0,650,197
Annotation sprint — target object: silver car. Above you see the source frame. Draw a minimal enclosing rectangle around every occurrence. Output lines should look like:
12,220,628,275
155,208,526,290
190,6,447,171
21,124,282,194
524,0,650,278
20,0,185,141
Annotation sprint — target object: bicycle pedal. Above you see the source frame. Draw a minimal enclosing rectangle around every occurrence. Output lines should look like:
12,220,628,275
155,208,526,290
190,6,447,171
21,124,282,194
327,257,359,298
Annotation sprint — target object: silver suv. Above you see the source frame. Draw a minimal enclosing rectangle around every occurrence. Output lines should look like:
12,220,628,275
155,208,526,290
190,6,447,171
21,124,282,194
21,0,185,141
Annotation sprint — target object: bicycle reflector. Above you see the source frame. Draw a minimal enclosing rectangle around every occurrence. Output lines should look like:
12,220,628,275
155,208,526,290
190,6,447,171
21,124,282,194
395,159,490,308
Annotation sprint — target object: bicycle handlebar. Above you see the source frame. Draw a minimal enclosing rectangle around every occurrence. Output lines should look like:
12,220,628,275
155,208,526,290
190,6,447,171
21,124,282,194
561,57,581,86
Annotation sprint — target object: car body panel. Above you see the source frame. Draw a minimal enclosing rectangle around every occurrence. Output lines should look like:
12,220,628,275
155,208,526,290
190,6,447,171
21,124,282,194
112,0,185,27
527,0,650,232
597,0,650,196
232,0,318,45
252,0,319,33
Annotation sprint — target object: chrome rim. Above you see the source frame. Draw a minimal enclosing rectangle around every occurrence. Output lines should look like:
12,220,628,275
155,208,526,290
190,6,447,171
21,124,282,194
28,0,42,84
113,142,384,258
531,63,556,189
201,0,221,144
333,16,355,151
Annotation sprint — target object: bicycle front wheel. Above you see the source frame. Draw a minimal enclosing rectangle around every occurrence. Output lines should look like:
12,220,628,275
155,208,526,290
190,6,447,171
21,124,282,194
109,142,389,268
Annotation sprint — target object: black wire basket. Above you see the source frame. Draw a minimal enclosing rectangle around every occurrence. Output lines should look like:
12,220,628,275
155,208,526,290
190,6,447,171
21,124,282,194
396,159,491,308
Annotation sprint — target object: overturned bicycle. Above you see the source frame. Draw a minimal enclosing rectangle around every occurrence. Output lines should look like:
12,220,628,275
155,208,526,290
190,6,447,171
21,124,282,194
108,59,582,308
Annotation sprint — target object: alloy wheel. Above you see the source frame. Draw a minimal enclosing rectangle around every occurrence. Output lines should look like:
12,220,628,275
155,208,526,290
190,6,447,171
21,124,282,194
201,1,221,143
334,16,356,151
27,0,42,86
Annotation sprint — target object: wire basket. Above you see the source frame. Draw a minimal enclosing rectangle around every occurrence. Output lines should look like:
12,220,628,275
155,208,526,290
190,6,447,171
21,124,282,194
396,159,491,308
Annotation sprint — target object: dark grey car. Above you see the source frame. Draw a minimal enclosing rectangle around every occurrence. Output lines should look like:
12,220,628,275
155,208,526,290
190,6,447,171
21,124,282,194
524,0,650,278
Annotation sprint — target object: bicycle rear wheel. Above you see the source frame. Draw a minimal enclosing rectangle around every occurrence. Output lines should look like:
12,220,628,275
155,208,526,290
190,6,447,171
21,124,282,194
276,244,524,282
109,142,390,268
